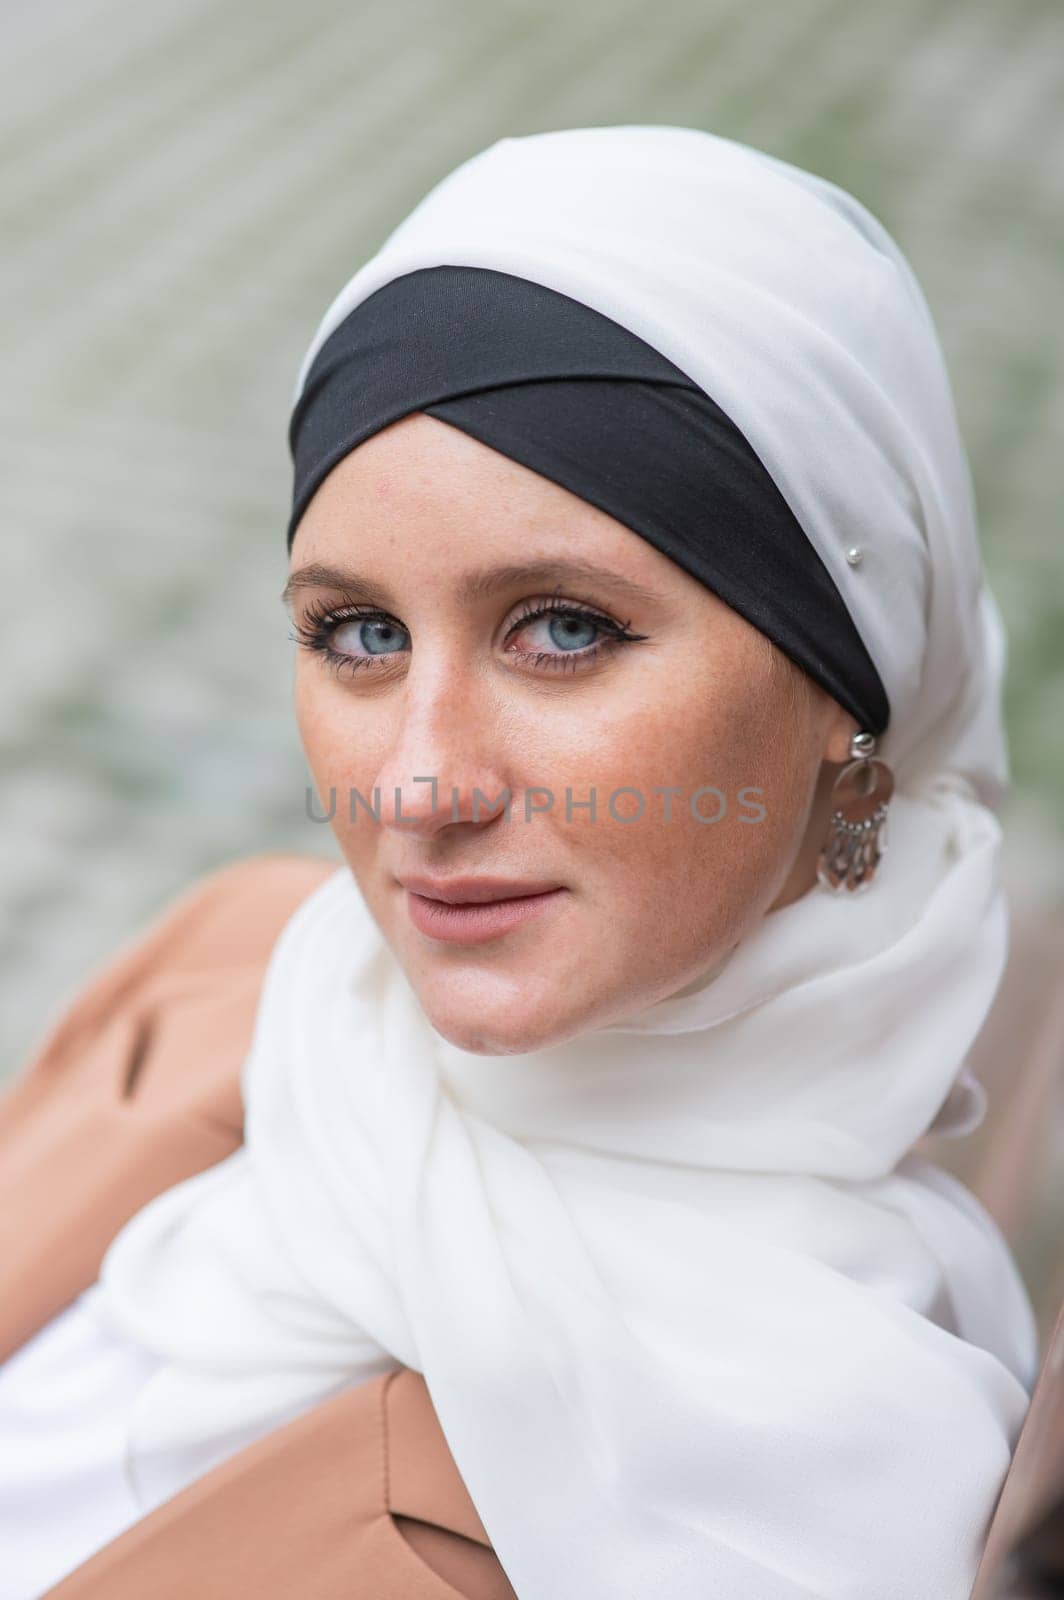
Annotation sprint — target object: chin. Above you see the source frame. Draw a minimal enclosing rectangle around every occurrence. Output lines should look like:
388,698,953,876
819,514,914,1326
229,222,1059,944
421,997,561,1058
412,966,582,1058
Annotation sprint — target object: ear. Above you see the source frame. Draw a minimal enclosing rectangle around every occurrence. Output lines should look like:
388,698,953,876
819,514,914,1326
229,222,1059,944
821,702,861,765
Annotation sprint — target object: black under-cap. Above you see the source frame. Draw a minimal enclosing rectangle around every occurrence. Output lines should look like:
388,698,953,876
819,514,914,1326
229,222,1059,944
287,264,889,735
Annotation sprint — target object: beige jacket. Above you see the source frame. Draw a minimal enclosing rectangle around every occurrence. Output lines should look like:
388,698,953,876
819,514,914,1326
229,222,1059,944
0,854,516,1599
1,853,1061,1598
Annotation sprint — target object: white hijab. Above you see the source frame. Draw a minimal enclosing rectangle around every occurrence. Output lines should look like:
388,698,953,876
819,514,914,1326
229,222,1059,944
97,126,1037,1599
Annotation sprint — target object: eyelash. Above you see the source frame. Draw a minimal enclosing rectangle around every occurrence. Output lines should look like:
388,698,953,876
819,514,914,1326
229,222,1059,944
289,593,647,680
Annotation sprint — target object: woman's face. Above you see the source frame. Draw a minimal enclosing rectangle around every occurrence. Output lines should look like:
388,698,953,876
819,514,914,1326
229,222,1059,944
287,412,857,1054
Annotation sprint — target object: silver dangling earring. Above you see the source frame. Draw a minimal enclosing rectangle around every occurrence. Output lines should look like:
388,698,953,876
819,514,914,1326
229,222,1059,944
816,731,895,894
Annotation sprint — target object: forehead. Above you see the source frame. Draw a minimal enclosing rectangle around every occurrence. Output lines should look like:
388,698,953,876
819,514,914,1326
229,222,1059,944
293,411,589,536
286,412,691,602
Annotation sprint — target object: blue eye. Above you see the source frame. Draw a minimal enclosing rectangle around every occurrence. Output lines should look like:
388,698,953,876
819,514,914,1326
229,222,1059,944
503,596,646,671
331,617,409,657
551,613,598,651
290,602,411,676
520,611,600,653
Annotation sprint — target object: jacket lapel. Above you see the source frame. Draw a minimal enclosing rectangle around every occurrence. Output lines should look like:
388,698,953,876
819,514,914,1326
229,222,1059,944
0,855,335,1361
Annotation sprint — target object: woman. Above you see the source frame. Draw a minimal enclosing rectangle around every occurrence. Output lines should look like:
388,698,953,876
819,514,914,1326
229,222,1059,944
0,124,1038,1598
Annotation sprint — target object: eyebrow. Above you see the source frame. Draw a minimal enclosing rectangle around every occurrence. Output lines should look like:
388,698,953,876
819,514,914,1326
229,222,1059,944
280,558,665,610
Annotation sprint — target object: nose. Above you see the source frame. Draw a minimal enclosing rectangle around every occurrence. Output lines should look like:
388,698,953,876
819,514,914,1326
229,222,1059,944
373,659,511,841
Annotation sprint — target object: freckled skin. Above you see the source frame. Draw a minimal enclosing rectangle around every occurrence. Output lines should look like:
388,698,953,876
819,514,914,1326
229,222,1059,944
290,413,858,1055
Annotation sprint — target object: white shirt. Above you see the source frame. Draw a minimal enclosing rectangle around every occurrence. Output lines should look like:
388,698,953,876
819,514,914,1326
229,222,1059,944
0,1284,164,1599
0,1280,349,1600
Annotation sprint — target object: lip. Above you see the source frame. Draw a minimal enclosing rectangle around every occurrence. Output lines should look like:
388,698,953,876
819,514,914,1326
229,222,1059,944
400,877,568,946
398,875,564,905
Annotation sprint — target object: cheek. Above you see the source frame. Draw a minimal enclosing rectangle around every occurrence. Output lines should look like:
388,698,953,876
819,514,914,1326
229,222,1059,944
295,668,384,783
561,672,817,954
293,670,391,868
294,670,337,793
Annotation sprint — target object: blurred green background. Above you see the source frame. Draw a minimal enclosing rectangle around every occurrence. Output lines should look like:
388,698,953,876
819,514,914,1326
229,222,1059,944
2,0,1062,1083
